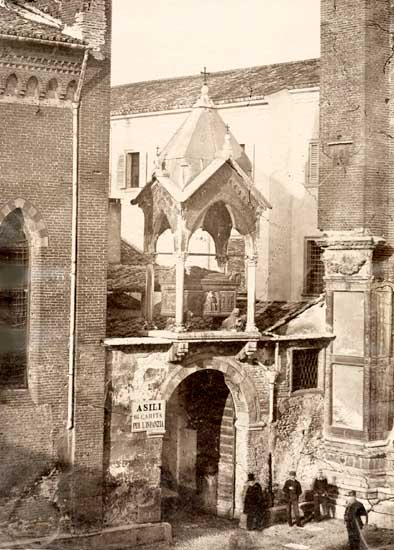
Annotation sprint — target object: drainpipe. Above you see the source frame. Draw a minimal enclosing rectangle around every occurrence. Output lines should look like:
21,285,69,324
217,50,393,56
67,48,89,432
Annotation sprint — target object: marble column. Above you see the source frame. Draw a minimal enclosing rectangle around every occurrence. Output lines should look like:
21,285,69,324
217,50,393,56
144,253,155,326
174,251,186,332
245,254,258,332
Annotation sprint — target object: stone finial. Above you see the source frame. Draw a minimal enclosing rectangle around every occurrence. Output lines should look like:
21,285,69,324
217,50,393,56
221,125,233,159
194,84,214,108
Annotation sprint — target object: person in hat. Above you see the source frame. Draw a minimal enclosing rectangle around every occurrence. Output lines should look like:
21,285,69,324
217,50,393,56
243,473,266,531
312,469,329,521
344,490,368,550
283,471,303,527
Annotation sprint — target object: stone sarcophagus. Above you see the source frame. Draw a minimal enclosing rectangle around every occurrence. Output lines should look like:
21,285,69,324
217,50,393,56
160,266,240,317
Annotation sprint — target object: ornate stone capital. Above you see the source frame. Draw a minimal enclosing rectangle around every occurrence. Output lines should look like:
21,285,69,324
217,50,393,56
317,231,385,279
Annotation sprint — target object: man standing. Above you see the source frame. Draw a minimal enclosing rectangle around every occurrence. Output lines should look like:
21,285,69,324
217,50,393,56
243,473,265,531
344,491,368,550
312,469,329,521
283,471,303,527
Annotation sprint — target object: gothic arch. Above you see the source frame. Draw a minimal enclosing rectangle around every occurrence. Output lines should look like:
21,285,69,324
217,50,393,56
160,353,262,517
0,199,48,248
161,354,261,425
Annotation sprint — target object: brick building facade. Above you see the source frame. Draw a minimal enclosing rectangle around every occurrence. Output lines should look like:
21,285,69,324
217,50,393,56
318,0,394,528
0,0,111,535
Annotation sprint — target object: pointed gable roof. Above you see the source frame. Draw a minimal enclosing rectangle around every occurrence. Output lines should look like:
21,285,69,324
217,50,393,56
139,83,269,210
157,83,252,192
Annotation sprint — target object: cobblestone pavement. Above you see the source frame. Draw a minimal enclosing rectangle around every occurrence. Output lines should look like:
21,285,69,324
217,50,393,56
141,510,394,550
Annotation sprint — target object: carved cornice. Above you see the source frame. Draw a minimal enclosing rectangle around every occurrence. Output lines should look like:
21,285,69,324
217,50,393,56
0,53,81,76
316,231,385,251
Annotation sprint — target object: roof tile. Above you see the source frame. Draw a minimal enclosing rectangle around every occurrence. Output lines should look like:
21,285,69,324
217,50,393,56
0,4,84,44
111,58,320,116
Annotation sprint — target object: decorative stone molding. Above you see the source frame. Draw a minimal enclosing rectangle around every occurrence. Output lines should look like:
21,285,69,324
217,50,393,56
0,53,81,76
322,249,369,276
0,198,48,247
236,340,258,362
167,341,189,363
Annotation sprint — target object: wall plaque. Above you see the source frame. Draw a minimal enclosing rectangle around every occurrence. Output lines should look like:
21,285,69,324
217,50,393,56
332,364,363,431
131,400,166,432
333,291,364,356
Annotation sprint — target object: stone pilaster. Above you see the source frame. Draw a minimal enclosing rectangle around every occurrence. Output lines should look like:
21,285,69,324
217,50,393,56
319,231,385,442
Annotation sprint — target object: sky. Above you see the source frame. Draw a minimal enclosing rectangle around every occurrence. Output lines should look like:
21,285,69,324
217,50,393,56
111,0,320,86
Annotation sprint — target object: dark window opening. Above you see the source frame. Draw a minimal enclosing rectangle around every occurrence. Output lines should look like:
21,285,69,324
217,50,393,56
292,348,319,392
0,209,29,387
304,238,324,296
126,152,140,188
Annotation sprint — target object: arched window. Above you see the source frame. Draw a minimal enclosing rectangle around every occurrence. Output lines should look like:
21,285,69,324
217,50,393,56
65,80,77,101
0,209,29,387
5,74,18,96
26,76,39,98
46,78,58,99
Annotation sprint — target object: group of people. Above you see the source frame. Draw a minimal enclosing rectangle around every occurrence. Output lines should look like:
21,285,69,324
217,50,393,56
243,470,368,550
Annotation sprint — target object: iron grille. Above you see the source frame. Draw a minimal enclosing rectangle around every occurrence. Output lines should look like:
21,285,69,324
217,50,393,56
305,239,324,295
292,348,319,391
0,209,29,387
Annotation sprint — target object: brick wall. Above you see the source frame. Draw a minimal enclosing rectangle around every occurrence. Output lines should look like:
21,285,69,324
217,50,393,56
318,0,391,235
0,0,111,533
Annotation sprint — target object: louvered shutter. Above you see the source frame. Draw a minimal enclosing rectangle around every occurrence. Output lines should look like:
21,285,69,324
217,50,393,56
308,141,319,186
116,154,126,189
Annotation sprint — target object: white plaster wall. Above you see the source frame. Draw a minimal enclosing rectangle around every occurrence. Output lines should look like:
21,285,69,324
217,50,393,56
110,88,320,301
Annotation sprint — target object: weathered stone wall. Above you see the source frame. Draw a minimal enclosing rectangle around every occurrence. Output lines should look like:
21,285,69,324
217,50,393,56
103,341,327,522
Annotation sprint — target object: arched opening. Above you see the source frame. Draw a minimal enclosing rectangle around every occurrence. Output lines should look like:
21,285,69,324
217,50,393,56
65,80,77,101
187,228,218,270
25,77,39,98
161,369,236,519
0,209,29,387
5,74,18,96
46,78,58,99
156,227,174,266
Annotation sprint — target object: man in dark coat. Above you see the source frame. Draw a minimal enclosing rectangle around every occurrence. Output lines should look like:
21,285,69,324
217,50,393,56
312,469,329,521
344,491,368,550
243,473,265,531
283,470,303,527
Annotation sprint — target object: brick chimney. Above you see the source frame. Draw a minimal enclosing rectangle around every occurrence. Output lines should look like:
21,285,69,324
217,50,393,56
60,0,111,58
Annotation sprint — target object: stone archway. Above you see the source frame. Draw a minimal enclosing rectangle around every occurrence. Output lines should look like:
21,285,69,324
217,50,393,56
0,198,48,248
161,354,262,518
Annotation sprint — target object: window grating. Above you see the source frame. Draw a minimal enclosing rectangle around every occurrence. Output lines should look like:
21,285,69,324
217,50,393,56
304,239,324,295
0,209,29,387
292,349,319,392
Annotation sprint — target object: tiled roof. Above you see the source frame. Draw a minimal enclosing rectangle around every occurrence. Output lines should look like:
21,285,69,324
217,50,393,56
0,3,84,45
259,296,324,334
111,58,320,116
255,301,309,333
24,0,61,18
120,240,151,266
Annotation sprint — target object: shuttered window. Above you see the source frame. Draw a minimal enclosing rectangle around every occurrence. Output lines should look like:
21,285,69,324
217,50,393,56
307,140,319,186
126,152,140,188
116,154,126,189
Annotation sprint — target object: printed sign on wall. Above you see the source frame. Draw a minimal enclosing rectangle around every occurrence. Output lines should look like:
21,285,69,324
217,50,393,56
131,400,166,432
